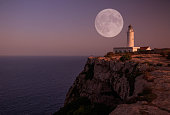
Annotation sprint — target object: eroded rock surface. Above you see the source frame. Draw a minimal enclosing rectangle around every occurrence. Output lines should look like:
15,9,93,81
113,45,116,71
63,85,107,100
110,102,170,115
64,54,170,115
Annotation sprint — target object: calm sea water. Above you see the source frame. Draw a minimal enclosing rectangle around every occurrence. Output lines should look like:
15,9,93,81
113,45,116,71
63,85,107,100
0,56,87,115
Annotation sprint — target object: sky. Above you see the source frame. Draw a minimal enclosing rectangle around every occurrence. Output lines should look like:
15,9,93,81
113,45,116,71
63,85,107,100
0,0,170,56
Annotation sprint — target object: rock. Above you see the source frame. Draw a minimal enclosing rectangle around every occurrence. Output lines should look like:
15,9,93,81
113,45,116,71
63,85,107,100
109,103,170,115
58,54,170,115
64,56,151,106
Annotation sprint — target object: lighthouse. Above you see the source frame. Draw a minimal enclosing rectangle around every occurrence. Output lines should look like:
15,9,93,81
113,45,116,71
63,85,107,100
127,25,134,47
113,25,151,53
113,25,144,53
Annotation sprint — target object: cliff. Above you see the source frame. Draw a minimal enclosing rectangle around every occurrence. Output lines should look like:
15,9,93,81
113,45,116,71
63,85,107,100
55,54,170,115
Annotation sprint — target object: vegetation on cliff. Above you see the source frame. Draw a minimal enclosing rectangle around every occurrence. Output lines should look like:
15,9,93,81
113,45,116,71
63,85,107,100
119,54,132,62
167,52,170,59
104,52,115,58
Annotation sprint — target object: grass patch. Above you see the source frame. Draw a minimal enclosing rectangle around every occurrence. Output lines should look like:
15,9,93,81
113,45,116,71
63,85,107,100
119,54,132,62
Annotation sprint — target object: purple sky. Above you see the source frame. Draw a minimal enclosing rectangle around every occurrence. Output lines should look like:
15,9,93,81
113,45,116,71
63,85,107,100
0,0,170,56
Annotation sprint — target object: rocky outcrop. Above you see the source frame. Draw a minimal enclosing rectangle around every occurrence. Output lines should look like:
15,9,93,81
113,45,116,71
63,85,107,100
62,54,170,115
110,102,170,115
65,56,151,106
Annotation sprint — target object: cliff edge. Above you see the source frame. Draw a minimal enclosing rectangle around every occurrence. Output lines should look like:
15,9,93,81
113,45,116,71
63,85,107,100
55,54,170,115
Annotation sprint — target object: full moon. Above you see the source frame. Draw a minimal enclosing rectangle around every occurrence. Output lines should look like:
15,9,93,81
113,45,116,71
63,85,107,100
95,9,124,38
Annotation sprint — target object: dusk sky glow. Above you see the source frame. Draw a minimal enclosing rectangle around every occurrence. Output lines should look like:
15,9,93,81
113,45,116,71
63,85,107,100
0,0,170,56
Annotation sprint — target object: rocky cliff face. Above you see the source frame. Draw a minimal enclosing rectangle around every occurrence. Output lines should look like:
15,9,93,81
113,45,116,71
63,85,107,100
64,57,149,106
62,54,170,115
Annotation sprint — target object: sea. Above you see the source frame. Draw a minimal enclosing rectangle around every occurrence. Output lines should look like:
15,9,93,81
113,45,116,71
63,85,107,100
0,56,87,115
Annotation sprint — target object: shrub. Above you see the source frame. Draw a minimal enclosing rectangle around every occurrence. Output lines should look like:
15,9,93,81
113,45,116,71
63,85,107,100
134,56,143,58
138,50,151,54
156,63,163,66
104,52,114,58
167,52,170,59
160,52,166,57
119,54,132,62
168,64,170,67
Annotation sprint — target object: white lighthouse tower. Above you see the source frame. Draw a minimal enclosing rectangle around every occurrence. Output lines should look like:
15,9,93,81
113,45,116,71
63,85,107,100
127,25,134,47
113,25,142,53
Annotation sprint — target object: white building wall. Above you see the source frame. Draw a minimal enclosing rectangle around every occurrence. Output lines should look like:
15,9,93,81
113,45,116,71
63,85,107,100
146,47,151,50
132,47,140,52
113,47,132,53
113,47,140,53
